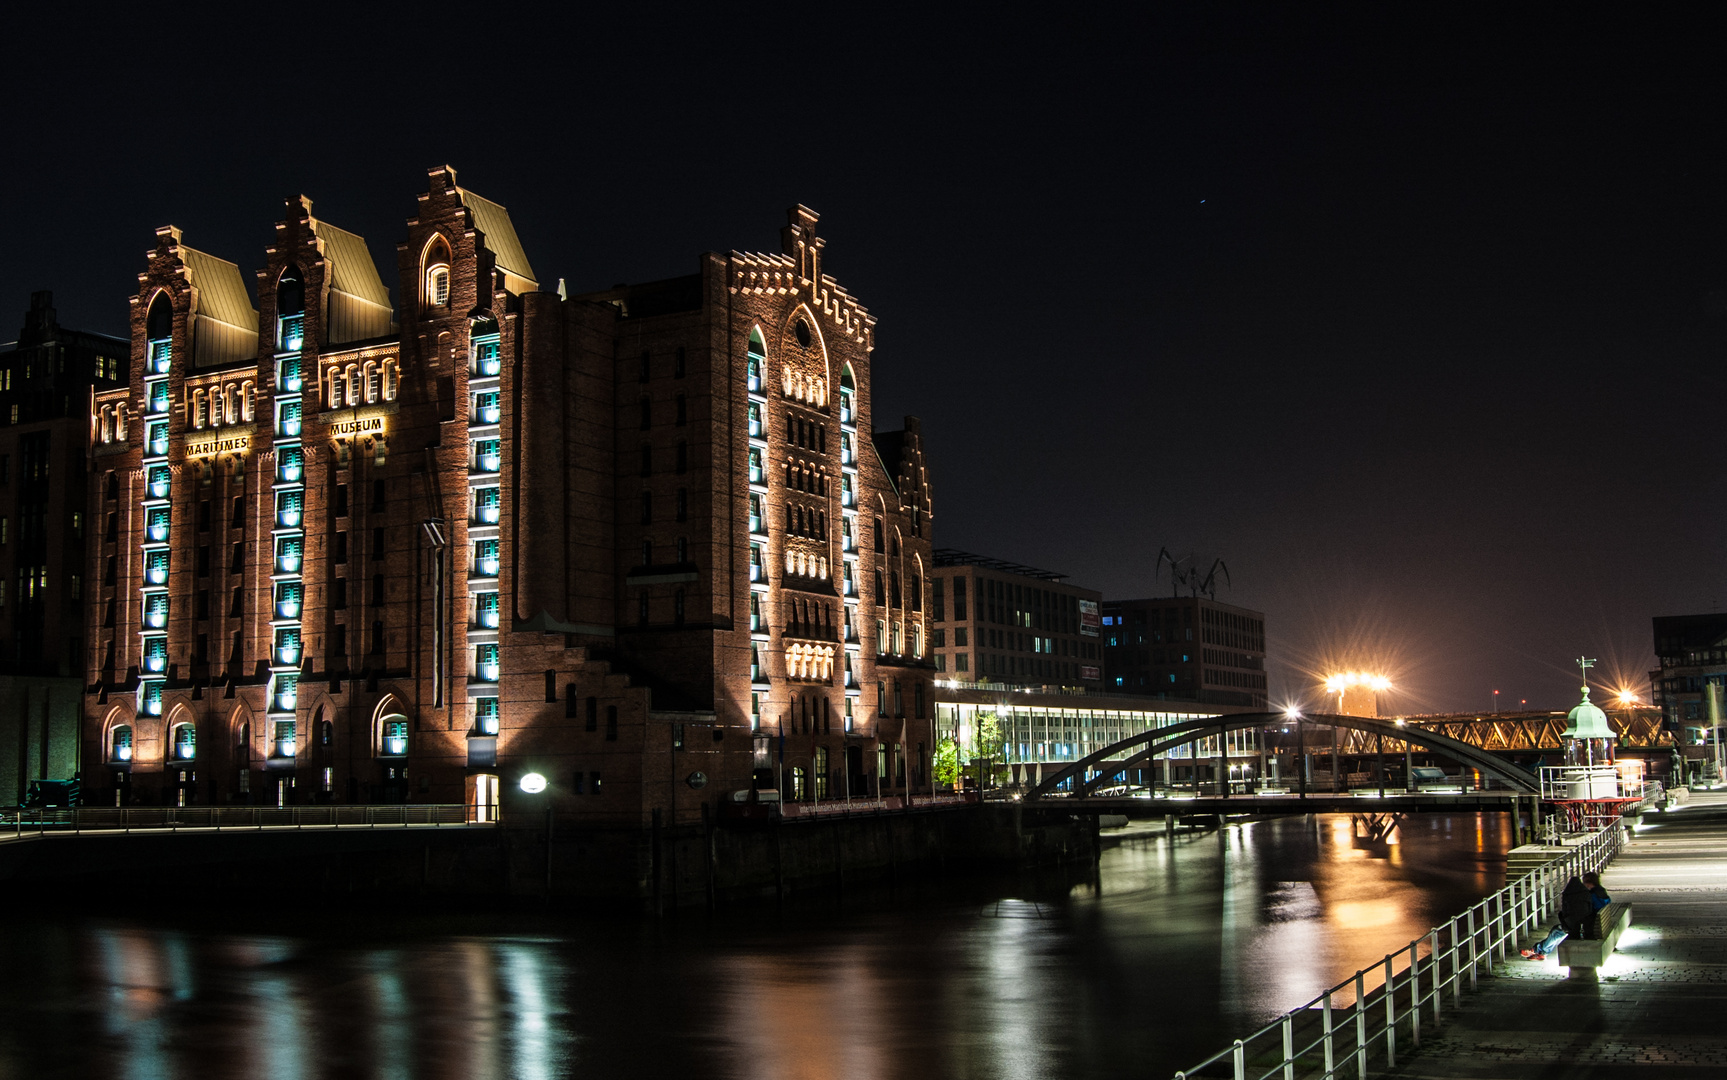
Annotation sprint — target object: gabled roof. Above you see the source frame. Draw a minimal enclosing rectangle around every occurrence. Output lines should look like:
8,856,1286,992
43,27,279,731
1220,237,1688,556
310,217,390,309
457,186,536,288
179,246,255,331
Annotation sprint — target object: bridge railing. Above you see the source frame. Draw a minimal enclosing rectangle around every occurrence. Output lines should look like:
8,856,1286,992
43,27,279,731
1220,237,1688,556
1173,821,1624,1080
3,804,490,837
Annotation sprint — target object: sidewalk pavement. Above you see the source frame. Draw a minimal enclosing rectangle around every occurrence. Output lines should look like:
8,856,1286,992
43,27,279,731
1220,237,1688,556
1388,791,1727,1078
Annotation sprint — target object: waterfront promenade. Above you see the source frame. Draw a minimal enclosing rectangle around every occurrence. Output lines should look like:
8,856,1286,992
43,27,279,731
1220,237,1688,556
1389,791,1727,1078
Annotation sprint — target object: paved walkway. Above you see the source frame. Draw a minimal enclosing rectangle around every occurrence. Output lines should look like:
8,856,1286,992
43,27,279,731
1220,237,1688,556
1389,791,1727,1077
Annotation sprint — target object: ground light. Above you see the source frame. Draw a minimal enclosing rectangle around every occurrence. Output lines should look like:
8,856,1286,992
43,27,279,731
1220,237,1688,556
519,773,547,794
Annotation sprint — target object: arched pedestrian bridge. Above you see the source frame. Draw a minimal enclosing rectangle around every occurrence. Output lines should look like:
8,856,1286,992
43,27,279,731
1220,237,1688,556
1025,711,1542,803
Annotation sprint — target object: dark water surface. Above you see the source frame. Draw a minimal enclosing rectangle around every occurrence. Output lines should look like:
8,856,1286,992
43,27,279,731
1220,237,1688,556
0,812,1511,1080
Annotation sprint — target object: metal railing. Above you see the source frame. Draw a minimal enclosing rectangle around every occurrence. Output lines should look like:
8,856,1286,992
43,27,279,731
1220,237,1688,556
1174,822,1624,1080
4,804,491,838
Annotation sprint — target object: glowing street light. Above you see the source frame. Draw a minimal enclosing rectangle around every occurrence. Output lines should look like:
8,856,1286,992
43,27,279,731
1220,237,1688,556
1617,689,1639,707
1322,672,1391,717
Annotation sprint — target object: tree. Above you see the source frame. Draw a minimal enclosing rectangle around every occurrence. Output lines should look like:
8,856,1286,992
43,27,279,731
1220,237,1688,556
934,737,961,788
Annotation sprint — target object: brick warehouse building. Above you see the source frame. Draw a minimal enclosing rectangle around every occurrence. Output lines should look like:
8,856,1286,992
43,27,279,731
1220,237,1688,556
83,166,935,825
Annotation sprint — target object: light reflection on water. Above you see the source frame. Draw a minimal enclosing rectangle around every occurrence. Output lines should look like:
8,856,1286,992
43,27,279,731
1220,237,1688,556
0,812,1507,1079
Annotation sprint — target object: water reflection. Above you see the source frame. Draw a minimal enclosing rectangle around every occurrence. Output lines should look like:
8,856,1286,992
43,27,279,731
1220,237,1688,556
0,812,1508,1080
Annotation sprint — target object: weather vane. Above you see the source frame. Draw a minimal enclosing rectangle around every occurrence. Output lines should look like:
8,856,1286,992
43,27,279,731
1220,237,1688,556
1576,655,1596,696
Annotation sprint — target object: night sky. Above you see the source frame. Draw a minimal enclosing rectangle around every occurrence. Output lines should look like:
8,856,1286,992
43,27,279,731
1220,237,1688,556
4,7,1719,713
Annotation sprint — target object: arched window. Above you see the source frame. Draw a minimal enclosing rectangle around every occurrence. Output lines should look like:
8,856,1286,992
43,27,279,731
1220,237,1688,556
346,364,361,406
146,292,173,342
422,234,453,312
110,724,134,763
170,723,196,762
383,360,399,400
277,265,305,350
240,381,254,421
380,715,410,757
99,405,113,443
192,389,207,429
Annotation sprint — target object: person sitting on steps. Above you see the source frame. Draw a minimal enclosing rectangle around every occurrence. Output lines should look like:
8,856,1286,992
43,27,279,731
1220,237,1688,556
1522,871,1610,961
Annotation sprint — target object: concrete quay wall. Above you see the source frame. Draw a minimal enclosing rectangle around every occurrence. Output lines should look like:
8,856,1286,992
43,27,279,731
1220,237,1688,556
0,803,1096,908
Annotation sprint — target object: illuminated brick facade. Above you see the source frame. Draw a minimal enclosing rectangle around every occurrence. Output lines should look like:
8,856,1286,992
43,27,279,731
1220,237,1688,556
82,168,934,823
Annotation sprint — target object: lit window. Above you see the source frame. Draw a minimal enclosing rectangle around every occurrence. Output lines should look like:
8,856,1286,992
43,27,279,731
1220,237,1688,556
139,679,164,717
111,725,134,762
274,581,303,619
474,539,500,578
276,399,302,437
144,548,170,585
271,673,299,712
143,635,168,673
477,591,500,628
274,627,302,666
476,697,500,735
275,720,297,758
276,445,304,483
474,439,501,473
146,421,169,457
275,489,303,529
476,643,500,682
474,391,501,425
427,265,450,307
172,724,197,761
147,465,171,500
473,337,501,377
142,591,169,629
474,486,501,524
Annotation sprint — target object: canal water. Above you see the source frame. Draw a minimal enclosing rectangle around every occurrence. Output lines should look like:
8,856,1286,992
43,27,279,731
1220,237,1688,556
0,812,1511,1079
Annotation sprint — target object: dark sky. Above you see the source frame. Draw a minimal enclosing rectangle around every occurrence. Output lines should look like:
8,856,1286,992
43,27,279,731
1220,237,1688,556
4,6,1720,713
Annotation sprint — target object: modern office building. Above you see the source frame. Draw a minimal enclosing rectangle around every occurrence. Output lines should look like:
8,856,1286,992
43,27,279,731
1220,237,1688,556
1651,613,1727,775
927,549,1103,688
0,292,128,806
83,169,934,822
1101,595,1268,709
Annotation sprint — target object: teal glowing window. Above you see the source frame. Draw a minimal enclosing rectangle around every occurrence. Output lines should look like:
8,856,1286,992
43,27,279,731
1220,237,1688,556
144,548,170,585
275,535,303,573
474,486,501,524
147,465,172,500
276,399,302,437
476,591,500,628
474,539,500,577
277,353,303,391
474,439,501,473
272,673,299,712
276,444,303,483
476,643,500,682
146,380,170,415
274,581,303,618
275,489,303,528
274,627,302,666
142,635,168,673
274,720,297,757
278,315,305,353
146,340,172,375
172,724,196,761
139,679,164,717
474,391,501,425
142,591,169,629
146,506,171,542
111,725,134,762
146,422,169,457
473,337,501,377
476,697,499,735
382,718,409,756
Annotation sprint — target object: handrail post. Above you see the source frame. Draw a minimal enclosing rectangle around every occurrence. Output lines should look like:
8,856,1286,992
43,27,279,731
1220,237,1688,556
1282,1013,1295,1080
1232,1039,1245,1080
1448,918,1461,1008
1323,990,1335,1079
1429,930,1442,1022
1354,970,1368,1079
1383,955,1397,1068
1409,942,1421,1047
